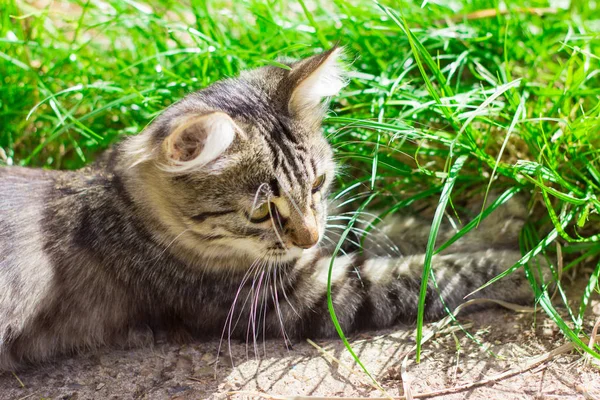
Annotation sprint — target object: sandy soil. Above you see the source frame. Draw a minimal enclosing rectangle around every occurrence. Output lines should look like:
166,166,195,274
1,302,599,400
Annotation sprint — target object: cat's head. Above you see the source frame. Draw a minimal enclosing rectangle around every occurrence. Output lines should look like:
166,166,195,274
122,48,346,268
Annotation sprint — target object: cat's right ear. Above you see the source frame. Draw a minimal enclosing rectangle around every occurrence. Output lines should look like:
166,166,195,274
161,112,237,173
286,47,347,119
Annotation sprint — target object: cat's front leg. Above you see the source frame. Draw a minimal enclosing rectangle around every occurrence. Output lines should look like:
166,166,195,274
281,249,545,338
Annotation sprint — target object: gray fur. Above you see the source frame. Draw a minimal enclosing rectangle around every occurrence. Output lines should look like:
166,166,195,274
0,50,543,370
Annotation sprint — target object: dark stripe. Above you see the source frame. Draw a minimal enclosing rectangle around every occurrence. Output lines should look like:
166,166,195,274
283,144,307,184
269,179,281,197
271,149,282,170
227,225,264,237
191,210,235,223
310,159,318,179
189,230,262,242
109,175,136,209
190,232,228,241
273,149,296,185
277,118,299,144
267,118,305,183
265,139,284,173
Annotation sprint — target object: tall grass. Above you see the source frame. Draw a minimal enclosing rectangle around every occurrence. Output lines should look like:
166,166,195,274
1,0,599,366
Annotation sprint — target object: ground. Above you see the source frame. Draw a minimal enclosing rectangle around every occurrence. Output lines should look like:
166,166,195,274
2,302,599,400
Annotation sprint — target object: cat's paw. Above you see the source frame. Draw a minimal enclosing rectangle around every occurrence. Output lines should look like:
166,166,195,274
0,351,17,372
155,325,194,345
119,324,155,349
0,341,19,372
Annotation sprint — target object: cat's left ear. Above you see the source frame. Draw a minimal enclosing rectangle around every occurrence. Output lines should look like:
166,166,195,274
161,111,237,173
286,47,347,118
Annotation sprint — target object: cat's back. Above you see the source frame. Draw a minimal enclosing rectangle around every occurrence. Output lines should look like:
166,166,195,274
0,167,58,283
0,166,57,227
0,166,56,194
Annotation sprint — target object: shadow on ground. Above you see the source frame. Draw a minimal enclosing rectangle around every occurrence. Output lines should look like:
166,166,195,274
1,305,600,400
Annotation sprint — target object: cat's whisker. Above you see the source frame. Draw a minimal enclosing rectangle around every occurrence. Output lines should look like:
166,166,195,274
246,258,268,359
280,186,304,218
231,260,265,353
147,228,191,264
267,194,287,250
326,220,390,241
337,210,384,223
252,267,267,359
328,230,400,255
276,260,301,320
272,261,292,350
322,233,363,271
243,182,269,235
323,229,363,250
327,214,394,238
321,234,352,258
326,228,400,257
233,258,265,344
260,261,274,357
333,191,374,207
217,254,265,369
321,234,337,246
244,260,263,358
325,223,401,256
321,234,365,284
258,259,273,357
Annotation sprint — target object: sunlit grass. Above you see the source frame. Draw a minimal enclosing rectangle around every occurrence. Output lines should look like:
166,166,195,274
1,0,599,371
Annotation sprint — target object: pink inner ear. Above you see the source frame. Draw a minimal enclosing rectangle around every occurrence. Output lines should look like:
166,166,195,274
161,112,237,173
171,128,206,162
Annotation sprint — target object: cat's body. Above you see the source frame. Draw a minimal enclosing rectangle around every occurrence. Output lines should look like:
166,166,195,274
0,49,541,370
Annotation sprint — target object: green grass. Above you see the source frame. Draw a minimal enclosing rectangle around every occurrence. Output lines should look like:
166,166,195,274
2,0,600,372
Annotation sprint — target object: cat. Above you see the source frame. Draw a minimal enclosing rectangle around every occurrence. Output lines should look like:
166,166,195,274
0,47,544,371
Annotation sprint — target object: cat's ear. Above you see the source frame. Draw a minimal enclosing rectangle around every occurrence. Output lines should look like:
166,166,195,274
162,112,236,172
287,47,347,117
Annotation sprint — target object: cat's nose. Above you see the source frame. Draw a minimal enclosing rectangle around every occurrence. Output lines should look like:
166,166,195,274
290,217,320,249
293,236,319,249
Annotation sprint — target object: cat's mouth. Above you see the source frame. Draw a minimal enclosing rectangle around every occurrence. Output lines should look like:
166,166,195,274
264,246,304,262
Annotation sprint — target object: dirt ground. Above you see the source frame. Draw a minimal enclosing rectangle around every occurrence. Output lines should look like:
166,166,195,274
1,301,599,400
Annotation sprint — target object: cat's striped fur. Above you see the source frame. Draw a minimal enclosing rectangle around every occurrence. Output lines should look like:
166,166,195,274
0,48,542,370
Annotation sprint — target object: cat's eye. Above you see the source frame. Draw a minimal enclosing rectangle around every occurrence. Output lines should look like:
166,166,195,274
248,202,272,223
312,174,326,193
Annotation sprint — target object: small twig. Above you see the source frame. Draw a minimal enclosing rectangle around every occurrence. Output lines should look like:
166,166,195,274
584,316,600,366
12,371,25,388
400,356,413,400
450,332,461,383
17,393,37,400
576,382,598,400
551,242,563,301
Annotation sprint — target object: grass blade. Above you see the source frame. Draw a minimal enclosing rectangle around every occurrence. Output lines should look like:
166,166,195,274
416,154,468,363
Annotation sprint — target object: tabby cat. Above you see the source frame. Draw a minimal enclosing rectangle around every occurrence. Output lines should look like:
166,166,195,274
0,48,540,370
